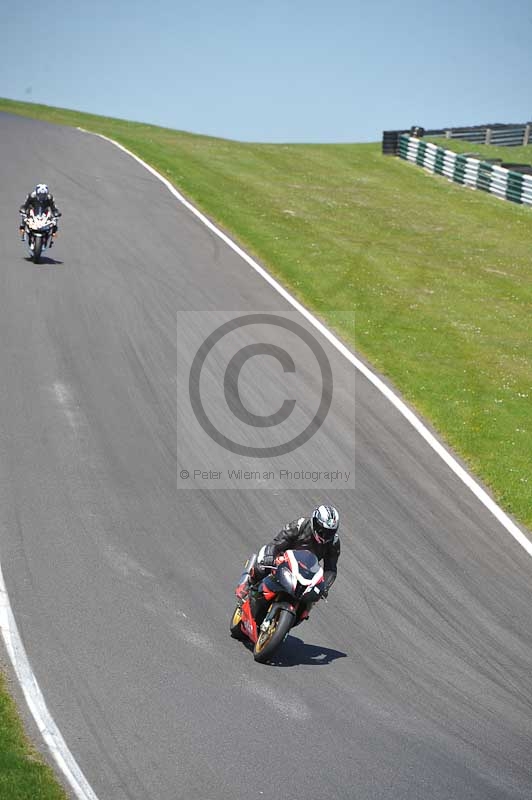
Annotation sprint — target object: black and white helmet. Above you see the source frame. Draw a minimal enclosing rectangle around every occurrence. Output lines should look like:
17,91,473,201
311,504,339,544
35,183,49,200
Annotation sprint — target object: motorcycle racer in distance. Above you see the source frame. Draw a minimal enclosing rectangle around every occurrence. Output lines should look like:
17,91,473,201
19,184,61,243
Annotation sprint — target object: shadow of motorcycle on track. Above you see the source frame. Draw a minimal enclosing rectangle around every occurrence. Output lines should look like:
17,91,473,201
24,255,64,266
242,634,347,667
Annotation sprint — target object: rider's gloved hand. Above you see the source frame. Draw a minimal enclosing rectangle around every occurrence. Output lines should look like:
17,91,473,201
259,544,276,568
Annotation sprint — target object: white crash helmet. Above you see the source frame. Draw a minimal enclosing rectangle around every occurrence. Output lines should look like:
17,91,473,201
311,504,339,544
35,183,49,199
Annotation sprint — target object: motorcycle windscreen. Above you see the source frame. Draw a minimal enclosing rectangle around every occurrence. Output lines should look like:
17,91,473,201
290,549,320,581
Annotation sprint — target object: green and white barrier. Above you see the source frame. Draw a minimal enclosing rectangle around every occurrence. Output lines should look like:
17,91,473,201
398,134,532,206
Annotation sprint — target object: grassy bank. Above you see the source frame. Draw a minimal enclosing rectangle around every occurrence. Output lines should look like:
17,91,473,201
1,98,530,527
0,671,67,799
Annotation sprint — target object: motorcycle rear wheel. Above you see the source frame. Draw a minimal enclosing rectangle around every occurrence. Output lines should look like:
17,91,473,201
229,604,246,640
253,608,293,663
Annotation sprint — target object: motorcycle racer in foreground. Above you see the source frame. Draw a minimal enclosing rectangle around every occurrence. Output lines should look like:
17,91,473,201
236,504,340,626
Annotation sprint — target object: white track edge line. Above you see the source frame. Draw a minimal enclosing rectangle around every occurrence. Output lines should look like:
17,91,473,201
0,562,99,800
77,127,531,557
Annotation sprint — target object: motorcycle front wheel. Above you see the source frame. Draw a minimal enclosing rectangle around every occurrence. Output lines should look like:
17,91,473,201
229,605,246,640
253,608,293,663
33,236,43,263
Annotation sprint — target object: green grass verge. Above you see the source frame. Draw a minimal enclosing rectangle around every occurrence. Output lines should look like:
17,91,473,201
1,98,530,529
0,671,67,799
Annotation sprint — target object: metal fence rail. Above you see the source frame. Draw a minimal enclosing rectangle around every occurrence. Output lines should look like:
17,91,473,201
424,123,532,146
383,123,532,152
398,135,532,206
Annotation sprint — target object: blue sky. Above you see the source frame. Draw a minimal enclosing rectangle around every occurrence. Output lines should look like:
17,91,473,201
2,0,531,142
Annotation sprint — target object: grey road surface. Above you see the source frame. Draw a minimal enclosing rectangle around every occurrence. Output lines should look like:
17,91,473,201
1,112,532,800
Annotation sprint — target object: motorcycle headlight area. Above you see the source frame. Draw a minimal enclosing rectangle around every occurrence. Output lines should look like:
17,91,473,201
275,565,316,599
275,564,298,595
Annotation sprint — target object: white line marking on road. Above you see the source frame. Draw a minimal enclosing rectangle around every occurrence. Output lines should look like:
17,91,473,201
52,380,80,432
243,677,311,720
78,126,531,558
0,562,99,800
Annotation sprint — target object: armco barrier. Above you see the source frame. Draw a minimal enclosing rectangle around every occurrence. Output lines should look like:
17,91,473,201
398,134,532,207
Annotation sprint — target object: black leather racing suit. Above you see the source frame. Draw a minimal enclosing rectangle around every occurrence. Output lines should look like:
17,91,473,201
19,191,61,233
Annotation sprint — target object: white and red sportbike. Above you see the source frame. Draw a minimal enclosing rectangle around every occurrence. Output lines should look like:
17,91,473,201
230,549,326,663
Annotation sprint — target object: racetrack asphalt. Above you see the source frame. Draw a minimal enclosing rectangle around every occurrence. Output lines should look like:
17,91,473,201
1,111,532,800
